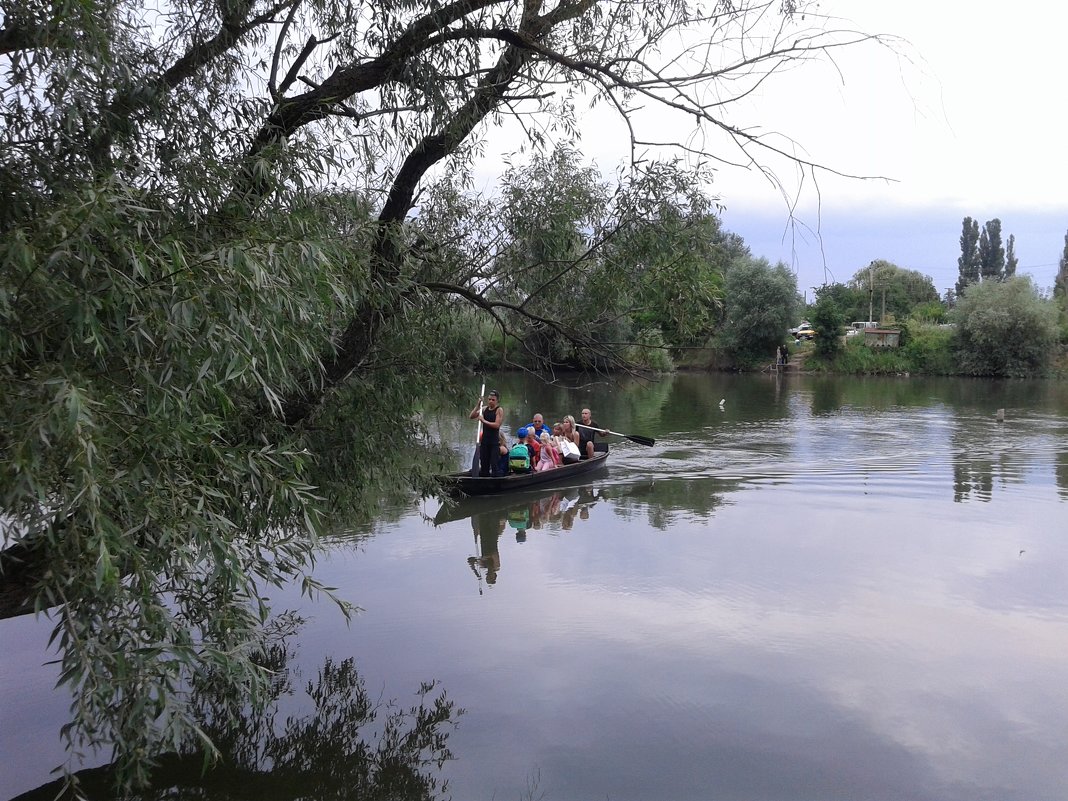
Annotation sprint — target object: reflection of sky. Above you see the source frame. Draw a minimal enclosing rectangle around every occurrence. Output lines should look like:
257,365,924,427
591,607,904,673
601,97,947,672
295,468,1068,801
3,375,1068,801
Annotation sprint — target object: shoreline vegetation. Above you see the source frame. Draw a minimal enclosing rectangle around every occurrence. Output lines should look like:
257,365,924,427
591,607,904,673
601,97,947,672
5,0,1068,794
474,321,1068,381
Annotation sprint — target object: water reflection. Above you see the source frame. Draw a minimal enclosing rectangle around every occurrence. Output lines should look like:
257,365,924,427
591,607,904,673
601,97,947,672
8,619,460,801
1059,450,1068,500
8,374,1068,801
441,486,603,592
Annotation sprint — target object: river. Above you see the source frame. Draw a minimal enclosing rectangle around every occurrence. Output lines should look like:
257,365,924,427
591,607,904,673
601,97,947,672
3,372,1068,800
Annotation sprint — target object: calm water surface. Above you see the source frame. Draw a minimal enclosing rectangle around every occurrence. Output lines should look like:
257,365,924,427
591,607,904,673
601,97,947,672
3,373,1068,800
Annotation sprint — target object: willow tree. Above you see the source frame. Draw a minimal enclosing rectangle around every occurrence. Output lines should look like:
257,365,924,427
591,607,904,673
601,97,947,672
0,0,885,787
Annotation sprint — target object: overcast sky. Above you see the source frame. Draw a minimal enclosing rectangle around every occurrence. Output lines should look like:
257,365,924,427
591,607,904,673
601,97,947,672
504,1,1068,299
713,1,1068,299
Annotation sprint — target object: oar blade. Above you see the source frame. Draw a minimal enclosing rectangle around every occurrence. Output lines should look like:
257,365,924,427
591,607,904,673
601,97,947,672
625,434,656,447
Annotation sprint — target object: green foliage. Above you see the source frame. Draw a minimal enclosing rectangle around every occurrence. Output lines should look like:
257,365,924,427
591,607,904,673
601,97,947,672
848,260,939,322
19,621,462,801
1005,233,1018,278
809,290,846,358
1055,231,1068,330
901,323,956,374
417,151,732,370
812,282,866,323
714,258,797,365
809,337,912,374
909,301,947,324
810,323,955,375
978,218,1005,282
952,277,1059,376
0,0,890,788
0,180,463,785
957,217,981,297
626,327,676,372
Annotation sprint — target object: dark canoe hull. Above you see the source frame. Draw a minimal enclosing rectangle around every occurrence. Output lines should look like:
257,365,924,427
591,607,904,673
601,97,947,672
442,451,608,497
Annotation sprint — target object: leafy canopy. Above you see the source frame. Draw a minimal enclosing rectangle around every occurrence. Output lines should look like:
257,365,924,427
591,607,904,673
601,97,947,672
0,0,886,788
952,276,1058,377
715,258,798,365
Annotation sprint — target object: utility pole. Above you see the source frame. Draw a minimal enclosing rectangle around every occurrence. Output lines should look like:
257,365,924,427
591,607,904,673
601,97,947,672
868,261,875,324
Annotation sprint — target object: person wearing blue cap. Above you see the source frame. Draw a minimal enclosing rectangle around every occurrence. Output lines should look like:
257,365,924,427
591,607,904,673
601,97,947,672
507,426,534,473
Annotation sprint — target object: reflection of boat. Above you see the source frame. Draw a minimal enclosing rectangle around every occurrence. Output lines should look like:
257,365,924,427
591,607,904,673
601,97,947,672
440,451,608,498
453,485,602,592
435,479,601,527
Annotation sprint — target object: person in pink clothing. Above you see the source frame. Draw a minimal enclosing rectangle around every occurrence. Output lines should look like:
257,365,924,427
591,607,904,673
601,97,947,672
535,432,561,471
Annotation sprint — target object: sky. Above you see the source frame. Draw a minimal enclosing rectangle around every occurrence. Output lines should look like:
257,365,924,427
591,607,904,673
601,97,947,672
710,1,1068,299
479,1,1068,300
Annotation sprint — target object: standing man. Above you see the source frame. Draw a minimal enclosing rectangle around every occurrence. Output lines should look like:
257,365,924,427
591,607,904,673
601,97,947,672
470,390,503,477
578,407,607,459
528,413,551,440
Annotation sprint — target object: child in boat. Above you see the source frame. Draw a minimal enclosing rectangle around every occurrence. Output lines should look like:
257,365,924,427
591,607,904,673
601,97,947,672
524,427,542,468
508,427,535,473
535,432,561,472
496,431,510,476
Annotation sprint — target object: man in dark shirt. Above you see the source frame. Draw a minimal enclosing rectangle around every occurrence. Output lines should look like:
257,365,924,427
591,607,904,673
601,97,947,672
578,407,607,459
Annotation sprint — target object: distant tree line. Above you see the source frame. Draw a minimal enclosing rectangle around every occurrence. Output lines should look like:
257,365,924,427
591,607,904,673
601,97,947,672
796,222,1067,378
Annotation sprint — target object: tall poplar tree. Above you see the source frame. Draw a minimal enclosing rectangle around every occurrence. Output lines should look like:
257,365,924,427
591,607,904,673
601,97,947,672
956,216,980,296
1005,233,1018,278
1055,230,1068,301
978,218,1005,282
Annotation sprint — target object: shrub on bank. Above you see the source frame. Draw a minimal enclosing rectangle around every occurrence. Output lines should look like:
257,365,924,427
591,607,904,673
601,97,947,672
953,277,1058,377
805,322,955,375
810,337,911,374
901,323,956,374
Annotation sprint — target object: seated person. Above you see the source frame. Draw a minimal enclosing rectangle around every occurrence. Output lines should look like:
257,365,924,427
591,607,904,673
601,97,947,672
554,421,581,464
495,431,510,476
534,432,560,472
527,413,551,440
578,407,606,459
508,427,535,474
524,427,542,467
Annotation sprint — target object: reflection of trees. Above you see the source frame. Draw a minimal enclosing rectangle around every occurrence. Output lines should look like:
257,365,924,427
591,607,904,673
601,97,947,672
953,454,994,503
608,477,734,530
661,373,786,428
949,412,1021,504
1056,450,1068,501
810,377,843,416
12,622,461,801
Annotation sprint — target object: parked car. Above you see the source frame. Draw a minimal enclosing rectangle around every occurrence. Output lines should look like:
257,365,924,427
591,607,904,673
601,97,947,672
788,321,812,336
795,326,816,340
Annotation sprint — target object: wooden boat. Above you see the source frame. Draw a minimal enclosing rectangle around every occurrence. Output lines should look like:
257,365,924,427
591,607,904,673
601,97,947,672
440,450,608,497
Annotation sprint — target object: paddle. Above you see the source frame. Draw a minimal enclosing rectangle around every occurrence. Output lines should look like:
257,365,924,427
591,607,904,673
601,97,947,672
470,381,485,477
576,422,655,447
